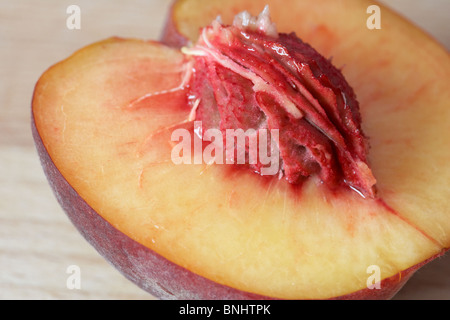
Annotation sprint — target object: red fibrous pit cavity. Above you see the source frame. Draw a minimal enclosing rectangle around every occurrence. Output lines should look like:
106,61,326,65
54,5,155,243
183,6,377,198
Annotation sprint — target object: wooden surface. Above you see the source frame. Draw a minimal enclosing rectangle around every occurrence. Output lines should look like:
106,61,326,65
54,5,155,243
1,0,449,300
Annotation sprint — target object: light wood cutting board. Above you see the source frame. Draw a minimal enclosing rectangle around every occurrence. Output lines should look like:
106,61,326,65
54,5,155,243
1,0,449,300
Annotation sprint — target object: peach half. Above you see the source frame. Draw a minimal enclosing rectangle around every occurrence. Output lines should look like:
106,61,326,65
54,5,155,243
32,0,450,299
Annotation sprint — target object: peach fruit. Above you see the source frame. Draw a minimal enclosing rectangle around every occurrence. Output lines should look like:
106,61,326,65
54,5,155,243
31,0,449,299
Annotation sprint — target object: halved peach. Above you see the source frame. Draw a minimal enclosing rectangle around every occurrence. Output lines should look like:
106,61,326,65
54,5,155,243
32,0,449,300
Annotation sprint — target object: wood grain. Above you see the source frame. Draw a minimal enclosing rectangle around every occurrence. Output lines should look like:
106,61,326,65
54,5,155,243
0,0,448,300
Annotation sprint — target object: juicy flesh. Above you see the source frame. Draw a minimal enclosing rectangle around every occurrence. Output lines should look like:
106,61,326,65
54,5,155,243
33,0,450,299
